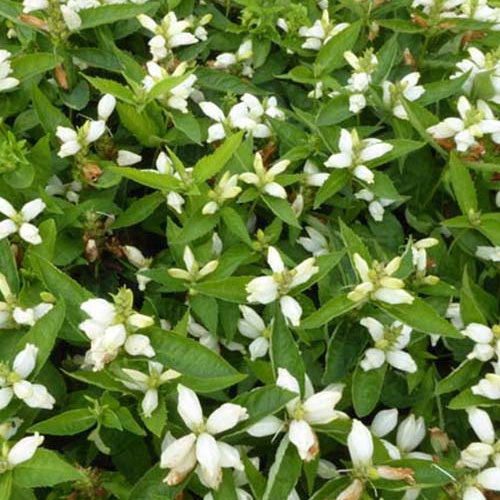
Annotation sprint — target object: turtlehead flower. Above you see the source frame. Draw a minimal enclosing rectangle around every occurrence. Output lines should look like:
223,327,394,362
188,315,245,354
446,302,464,330
0,273,53,330
121,361,180,417
138,12,198,61
458,408,499,470
122,245,152,291
202,172,241,214
160,384,248,488
240,153,289,199
246,246,318,326
45,176,82,204
461,323,499,362
451,47,500,104
344,49,378,114
56,120,105,158
0,198,45,245
237,306,272,360
324,129,393,184
360,317,417,373
97,93,116,121
78,289,155,371
142,62,198,114
0,418,23,441
0,344,55,410
383,73,425,120
472,361,500,400
337,419,415,499
372,410,431,460
117,150,142,166
412,237,439,284
355,189,395,222
199,102,233,143
23,0,81,31
298,226,329,257
303,160,329,187
427,97,500,152
0,50,19,92
299,10,349,50
448,0,500,29
348,253,414,305
0,432,44,471
168,246,218,282
214,40,253,77
247,368,344,461
476,246,500,262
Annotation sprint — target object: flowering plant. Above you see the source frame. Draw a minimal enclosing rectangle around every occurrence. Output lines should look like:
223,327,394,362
0,0,499,498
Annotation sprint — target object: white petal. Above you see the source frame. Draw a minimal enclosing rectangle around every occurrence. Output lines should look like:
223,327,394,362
199,102,225,122
276,367,300,394
13,343,38,378
280,296,302,327
246,276,279,304
7,433,44,466
81,298,115,323
348,419,373,468
246,416,283,437
124,334,155,358
0,387,14,410
160,433,196,468
289,419,318,461
196,433,222,487
85,120,106,143
371,409,398,437
206,403,248,434
477,467,500,490
177,384,203,431
360,348,386,371
467,407,495,444
0,219,17,240
303,390,342,425
267,246,284,273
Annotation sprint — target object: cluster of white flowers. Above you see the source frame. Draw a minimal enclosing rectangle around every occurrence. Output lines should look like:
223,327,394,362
23,0,82,31
298,10,349,50
0,198,45,245
78,289,155,371
427,96,500,152
383,72,425,120
344,49,378,114
213,40,253,77
0,273,53,330
240,153,290,199
246,246,318,326
168,246,219,283
200,93,284,143
0,50,19,92
202,172,241,214
0,344,55,410
355,188,395,222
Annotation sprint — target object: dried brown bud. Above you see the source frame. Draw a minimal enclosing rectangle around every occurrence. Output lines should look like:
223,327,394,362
82,163,103,183
411,14,428,28
430,427,451,453
258,141,278,166
336,479,364,500
460,30,486,47
84,239,99,263
54,65,69,90
403,48,417,68
376,466,416,485
19,14,49,31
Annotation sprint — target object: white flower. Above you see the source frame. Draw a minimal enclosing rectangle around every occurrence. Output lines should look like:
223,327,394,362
122,246,152,291
461,323,499,362
4,432,44,468
299,10,349,50
121,361,180,417
22,0,49,12
59,5,81,31
298,226,329,256
160,385,248,489
472,362,500,400
0,418,23,441
246,247,318,326
199,101,231,143
202,172,241,214
324,129,393,184
355,189,394,222
0,198,45,245
240,153,289,199
45,176,82,204
347,253,414,304
0,344,55,410
168,246,218,282
228,94,274,138
360,317,417,373
476,246,500,262
78,289,155,371
348,419,374,469
395,414,430,458
427,97,500,152
138,12,198,61
97,93,116,121
344,49,378,113
117,150,142,166
56,120,106,158
382,72,425,120
0,50,19,92
237,306,272,360
303,160,329,187
214,40,253,76
12,303,53,327
247,368,344,461
446,302,464,330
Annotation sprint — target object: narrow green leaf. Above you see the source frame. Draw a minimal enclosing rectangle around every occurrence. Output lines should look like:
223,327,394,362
29,408,96,435
301,294,357,330
352,364,386,417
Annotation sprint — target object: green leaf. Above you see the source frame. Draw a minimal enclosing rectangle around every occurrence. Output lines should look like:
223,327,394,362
170,110,201,144
448,389,497,410
221,206,252,246
262,436,302,500
31,86,72,134
316,21,362,74
0,239,19,294
419,72,470,106
13,449,84,488
192,277,251,303
262,195,300,228
270,308,305,391
128,466,185,500
110,167,181,191
213,470,239,500
29,408,96,435
175,213,219,244
449,152,478,215
84,75,135,103
339,219,371,263
112,192,164,229
0,471,12,500
377,19,424,33
16,301,65,377
316,95,352,126
195,67,265,95
150,329,246,392
78,2,158,29
12,53,62,81
65,370,127,392
314,170,350,208
243,454,266,499
367,139,425,168
116,102,163,147
378,298,462,338
301,294,357,330
352,363,386,417
436,360,482,396
460,268,487,324
193,132,244,182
